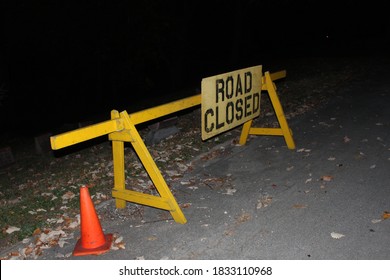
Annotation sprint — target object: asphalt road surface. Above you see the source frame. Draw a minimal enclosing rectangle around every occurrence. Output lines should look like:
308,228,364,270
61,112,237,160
35,57,390,260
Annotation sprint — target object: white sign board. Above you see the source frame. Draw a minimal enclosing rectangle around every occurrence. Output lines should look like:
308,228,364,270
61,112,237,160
201,65,262,140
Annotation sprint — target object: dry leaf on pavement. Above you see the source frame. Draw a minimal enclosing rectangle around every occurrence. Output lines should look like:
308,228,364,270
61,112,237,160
257,195,272,209
293,204,307,209
331,232,345,239
343,136,351,143
321,175,333,182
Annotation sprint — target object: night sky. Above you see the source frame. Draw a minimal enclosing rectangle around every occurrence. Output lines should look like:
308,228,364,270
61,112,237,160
1,1,388,136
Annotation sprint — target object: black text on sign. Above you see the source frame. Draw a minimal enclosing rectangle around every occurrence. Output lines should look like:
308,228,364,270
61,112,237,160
201,65,262,140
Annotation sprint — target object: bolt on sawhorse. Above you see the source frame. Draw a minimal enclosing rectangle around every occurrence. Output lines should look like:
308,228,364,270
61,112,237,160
50,68,295,224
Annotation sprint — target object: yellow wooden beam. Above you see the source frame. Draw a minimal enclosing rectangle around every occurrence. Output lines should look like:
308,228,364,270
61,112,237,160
269,70,287,81
129,94,201,125
239,120,253,145
50,119,124,150
249,127,284,136
112,189,173,211
110,110,127,209
261,70,286,90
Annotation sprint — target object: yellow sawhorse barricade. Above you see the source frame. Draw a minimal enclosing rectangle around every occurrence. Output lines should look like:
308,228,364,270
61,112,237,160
239,71,295,149
50,68,295,224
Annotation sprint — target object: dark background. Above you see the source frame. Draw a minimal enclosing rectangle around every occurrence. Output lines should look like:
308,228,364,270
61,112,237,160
0,0,388,137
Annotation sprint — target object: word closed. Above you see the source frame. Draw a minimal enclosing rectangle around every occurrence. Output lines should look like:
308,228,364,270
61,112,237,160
201,65,262,140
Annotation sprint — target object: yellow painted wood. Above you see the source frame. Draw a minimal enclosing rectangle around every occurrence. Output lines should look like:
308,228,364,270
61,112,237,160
50,118,124,150
129,94,201,125
109,130,134,142
118,111,187,224
264,72,296,149
249,127,284,136
239,69,287,145
112,189,173,211
261,70,287,89
239,70,295,149
111,110,127,209
239,120,253,145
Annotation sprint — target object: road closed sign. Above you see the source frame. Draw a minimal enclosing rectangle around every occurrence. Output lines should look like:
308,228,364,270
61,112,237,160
201,65,262,140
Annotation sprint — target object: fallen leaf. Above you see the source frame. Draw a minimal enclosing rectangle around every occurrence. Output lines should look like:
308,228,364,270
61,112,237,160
116,242,126,249
223,188,237,195
383,211,390,220
46,218,57,224
111,245,119,251
41,192,53,197
343,136,351,143
180,181,192,185
61,191,75,200
58,240,68,248
113,235,123,244
22,238,31,244
6,226,21,234
321,175,333,182
319,121,331,127
257,195,272,209
24,246,34,256
297,148,311,153
176,162,188,172
331,232,345,239
66,221,79,229
237,212,251,223
286,166,294,171
10,251,20,257
293,204,307,209
165,170,181,178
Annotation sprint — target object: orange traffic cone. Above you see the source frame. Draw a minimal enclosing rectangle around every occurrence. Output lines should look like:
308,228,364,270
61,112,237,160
73,185,113,256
